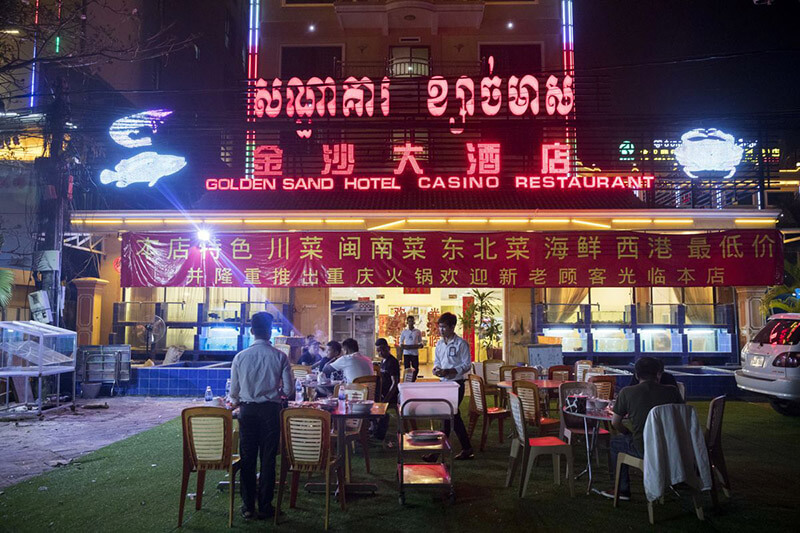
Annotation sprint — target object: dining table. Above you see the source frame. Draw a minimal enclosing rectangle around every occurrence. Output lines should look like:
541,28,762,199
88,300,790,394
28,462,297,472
292,400,389,501
497,379,572,416
562,405,614,495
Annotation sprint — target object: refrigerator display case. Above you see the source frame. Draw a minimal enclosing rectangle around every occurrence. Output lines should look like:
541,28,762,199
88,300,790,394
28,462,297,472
331,300,376,358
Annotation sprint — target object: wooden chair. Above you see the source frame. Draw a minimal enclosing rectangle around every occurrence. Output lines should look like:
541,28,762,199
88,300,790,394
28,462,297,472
353,375,378,401
498,365,516,407
471,362,485,381
505,393,574,498
467,374,510,451
178,407,239,528
588,375,615,400
276,408,345,531
706,395,731,506
291,365,312,381
512,381,559,437
558,382,609,462
483,360,504,407
332,383,371,478
548,365,573,380
574,360,593,382
511,366,539,381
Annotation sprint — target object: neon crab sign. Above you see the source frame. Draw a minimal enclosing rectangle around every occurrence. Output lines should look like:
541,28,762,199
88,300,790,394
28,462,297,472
674,128,744,179
252,56,573,137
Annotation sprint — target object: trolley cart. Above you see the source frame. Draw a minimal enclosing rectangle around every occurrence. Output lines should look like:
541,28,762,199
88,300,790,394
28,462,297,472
397,398,456,505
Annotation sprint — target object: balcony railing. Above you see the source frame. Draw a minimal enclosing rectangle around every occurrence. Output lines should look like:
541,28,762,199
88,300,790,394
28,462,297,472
335,58,483,79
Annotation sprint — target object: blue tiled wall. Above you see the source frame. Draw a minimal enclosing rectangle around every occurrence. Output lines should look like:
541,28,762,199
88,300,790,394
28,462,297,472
124,366,231,397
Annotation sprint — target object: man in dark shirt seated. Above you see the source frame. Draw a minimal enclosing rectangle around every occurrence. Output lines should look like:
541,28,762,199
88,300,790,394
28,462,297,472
628,357,678,387
297,339,322,367
601,357,684,501
372,338,400,442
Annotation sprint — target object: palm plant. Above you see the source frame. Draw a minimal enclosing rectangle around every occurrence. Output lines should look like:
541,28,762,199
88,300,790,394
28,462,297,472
0,268,13,310
459,289,503,358
761,260,800,317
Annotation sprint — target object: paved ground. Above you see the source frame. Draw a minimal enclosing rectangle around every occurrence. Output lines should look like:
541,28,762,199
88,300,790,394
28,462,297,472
0,396,196,489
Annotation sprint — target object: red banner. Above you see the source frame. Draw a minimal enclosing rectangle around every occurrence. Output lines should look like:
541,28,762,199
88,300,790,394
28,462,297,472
121,230,782,288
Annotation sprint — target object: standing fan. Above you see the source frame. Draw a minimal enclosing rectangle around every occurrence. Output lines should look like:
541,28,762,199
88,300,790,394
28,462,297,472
135,315,167,360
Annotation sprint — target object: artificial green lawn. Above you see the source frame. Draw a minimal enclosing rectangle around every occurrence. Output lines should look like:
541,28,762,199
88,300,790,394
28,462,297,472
1,399,799,532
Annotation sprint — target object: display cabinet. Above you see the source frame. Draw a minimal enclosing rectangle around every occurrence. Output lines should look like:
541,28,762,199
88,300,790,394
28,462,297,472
0,321,77,414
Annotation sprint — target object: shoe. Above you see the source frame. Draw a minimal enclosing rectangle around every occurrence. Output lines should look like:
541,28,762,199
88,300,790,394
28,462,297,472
421,453,439,463
241,507,255,520
600,490,630,501
257,507,275,520
454,449,475,460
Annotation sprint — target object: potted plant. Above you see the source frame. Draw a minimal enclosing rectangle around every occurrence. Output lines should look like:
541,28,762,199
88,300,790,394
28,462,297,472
761,260,800,317
460,289,503,360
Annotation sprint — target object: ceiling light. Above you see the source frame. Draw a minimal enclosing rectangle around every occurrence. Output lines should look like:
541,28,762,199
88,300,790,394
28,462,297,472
506,21,514,30
308,24,316,32
197,229,211,242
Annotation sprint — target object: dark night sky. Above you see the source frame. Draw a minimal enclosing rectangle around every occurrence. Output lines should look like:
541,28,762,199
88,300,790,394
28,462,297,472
575,0,800,117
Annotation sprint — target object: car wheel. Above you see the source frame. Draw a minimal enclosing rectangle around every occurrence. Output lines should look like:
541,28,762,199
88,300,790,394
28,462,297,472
769,398,800,416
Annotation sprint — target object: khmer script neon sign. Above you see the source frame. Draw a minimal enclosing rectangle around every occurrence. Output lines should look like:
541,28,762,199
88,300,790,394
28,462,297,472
253,57,574,136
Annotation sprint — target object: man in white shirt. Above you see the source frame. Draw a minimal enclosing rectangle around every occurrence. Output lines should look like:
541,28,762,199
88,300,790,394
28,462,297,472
323,338,373,383
399,315,424,373
432,312,474,460
229,312,293,520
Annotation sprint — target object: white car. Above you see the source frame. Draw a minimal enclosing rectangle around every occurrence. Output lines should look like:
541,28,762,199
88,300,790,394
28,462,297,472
735,313,800,416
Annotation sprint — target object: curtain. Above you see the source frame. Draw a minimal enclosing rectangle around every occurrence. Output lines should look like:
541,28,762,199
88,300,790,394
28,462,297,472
680,287,714,324
548,287,589,323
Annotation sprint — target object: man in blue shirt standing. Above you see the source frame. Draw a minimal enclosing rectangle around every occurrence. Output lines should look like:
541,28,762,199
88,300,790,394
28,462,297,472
230,312,293,520
432,312,475,460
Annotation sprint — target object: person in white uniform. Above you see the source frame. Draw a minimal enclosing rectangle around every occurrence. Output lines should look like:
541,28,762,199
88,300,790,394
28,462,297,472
399,315,424,373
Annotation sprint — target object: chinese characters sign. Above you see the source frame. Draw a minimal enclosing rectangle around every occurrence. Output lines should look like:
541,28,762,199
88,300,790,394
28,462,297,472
122,230,782,288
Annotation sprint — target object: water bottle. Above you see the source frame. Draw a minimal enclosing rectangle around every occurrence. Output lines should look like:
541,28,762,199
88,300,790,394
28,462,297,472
295,379,304,403
204,386,213,403
338,386,346,410
224,379,231,399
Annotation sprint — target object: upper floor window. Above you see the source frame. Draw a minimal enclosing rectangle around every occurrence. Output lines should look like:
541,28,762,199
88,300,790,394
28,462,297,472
281,46,342,78
389,46,430,77
479,44,542,76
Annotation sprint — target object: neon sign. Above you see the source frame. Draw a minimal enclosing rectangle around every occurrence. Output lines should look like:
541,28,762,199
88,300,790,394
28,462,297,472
100,109,186,188
108,109,173,148
100,152,186,188
252,56,573,136
674,128,744,179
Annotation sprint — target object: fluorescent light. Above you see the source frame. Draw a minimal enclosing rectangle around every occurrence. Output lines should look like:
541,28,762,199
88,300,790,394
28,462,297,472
734,218,776,225
489,218,529,224
653,218,693,225
163,218,200,224
325,219,365,224
83,219,122,225
408,218,446,224
368,219,406,231
285,218,323,224
1,29,21,35
203,219,243,224
244,218,283,224
611,219,652,225
572,219,611,229
124,219,163,224
448,218,488,224
530,218,570,224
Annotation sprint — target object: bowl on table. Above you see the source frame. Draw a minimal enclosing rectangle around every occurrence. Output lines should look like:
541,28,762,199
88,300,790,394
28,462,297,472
588,398,610,410
317,399,338,411
348,400,374,414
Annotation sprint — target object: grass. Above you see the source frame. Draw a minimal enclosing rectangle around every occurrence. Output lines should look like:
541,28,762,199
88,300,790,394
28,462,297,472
1,399,799,533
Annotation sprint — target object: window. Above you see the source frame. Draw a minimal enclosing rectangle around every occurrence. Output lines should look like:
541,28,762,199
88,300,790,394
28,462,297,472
281,46,342,79
389,46,430,77
479,44,542,76
753,319,800,345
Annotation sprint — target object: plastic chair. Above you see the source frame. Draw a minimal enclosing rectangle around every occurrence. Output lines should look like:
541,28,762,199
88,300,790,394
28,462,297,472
332,383,371,478
613,406,705,524
511,366,539,381
706,395,731,506
291,365,312,381
512,381,559,437
505,393,574,498
558,382,609,462
467,374,510,451
178,407,239,528
677,381,686,401
588,375,615,400
402,368,417,383
483,360,504,407
574,360,593,382
276,408,345,530
498,365,516,407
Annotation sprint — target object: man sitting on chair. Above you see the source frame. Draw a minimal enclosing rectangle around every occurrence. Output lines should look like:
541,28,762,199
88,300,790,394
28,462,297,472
601,357,683,501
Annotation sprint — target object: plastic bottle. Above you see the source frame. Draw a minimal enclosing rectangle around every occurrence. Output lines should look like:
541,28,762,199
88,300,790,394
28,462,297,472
204,386,213,403
338,385,346,410
225,378,231,399
295,379,304,403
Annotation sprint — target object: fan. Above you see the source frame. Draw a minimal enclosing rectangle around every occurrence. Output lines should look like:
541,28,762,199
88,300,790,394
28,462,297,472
134,315,167,360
